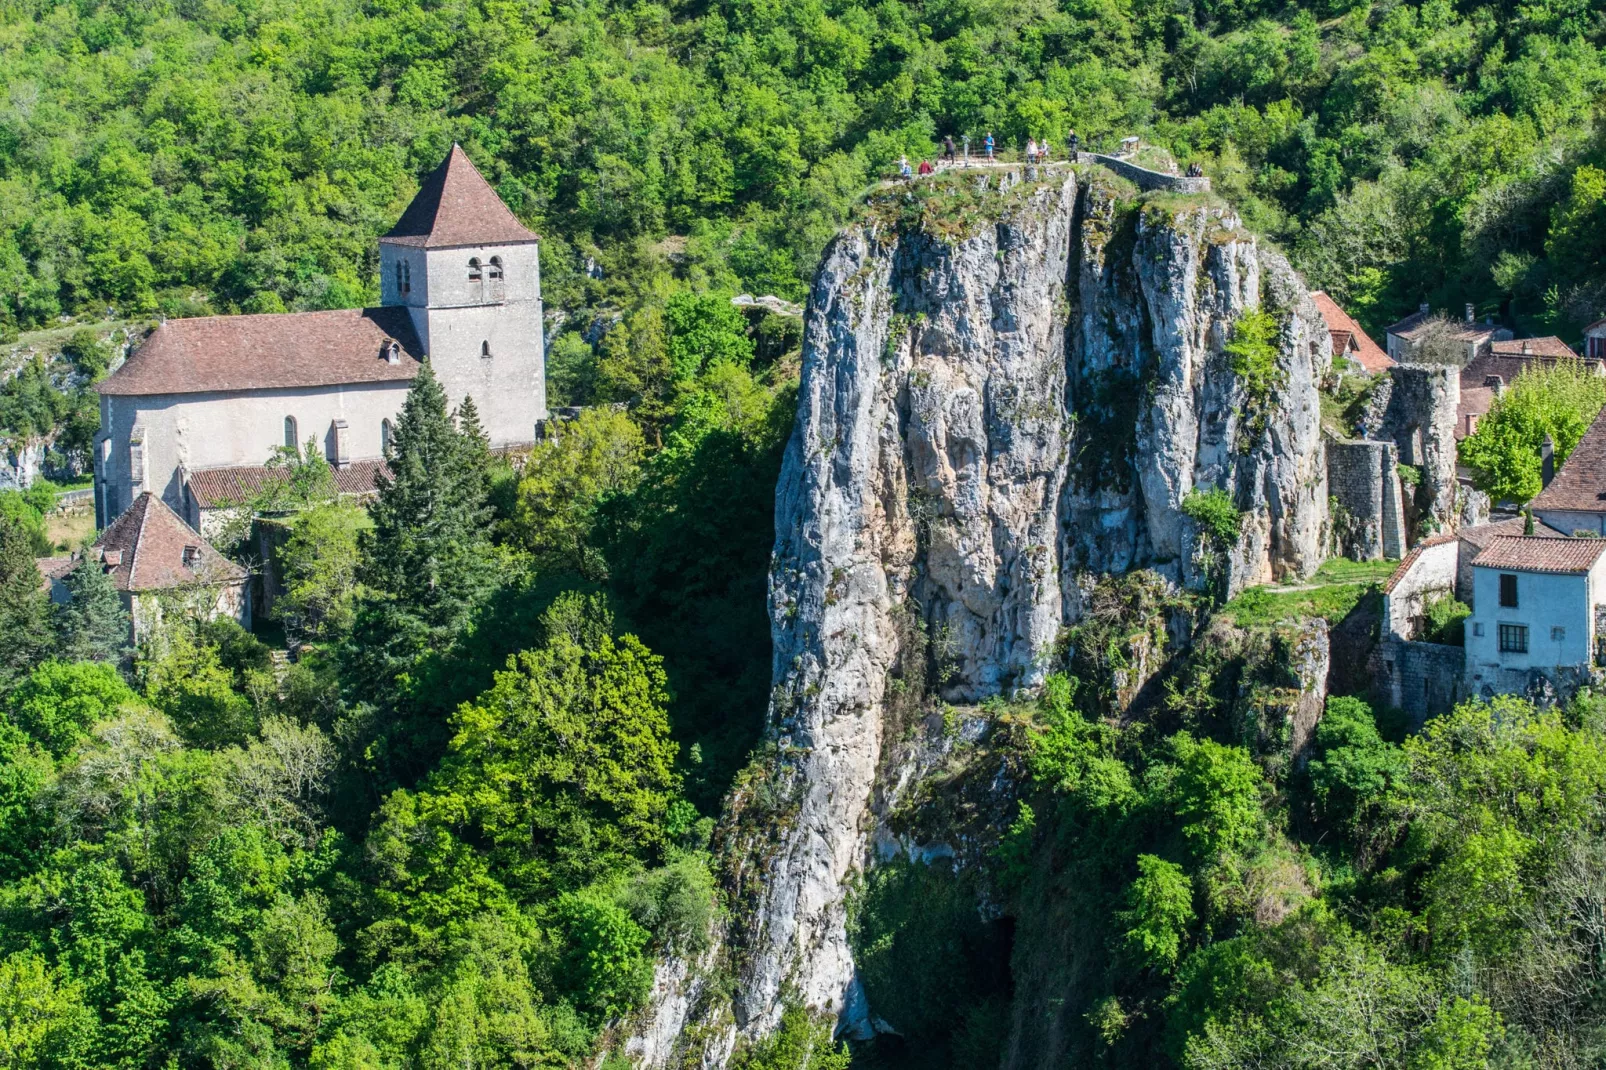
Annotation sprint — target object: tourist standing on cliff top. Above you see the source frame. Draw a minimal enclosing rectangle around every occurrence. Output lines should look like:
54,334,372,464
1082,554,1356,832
985,132,995,160
1026,137,1038,164
943,135,956,163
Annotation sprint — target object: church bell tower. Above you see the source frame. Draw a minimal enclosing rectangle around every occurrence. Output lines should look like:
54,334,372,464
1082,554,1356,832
378,144,547,445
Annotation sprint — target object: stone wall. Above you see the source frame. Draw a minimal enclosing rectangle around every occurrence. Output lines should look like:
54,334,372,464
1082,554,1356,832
1361,364,1460,535
1326,438,1405,560
1377,636,1467,731
1073,152,1212,193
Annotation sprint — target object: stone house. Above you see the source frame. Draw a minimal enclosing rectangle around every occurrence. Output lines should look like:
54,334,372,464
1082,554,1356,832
90,492,250,644
1531,406,1606,536
1456,336,1599,440
1385,303,1512,364
1376,533,1467,724
1311,291,1392,376
1585,318,1606,360
182,457,390,540
1456,516,1563,603
93,145,547,529
1464,535,1606,700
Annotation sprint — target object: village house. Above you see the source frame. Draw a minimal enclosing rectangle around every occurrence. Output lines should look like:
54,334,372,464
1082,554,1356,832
74,492,250,644
1531,406,1606,536
1311,291,1392,376
1385,303,1512,364
93,145,547,529
1456,336,1599,440
1585,318,1606,360
1463,535,1606,699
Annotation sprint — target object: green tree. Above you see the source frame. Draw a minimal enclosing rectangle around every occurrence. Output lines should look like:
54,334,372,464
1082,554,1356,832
663,291,755,381
0,952,96,1067
5,660,136,758
514,408,645,578
53,556,130,664
1306,696,1405,842
276,501,369,645
1459,360,1606,503
352,365,494,683
551,890,653,1022
728,1004,851,1070
0,513,50,691
1118,854,1195,970
1169,734,1266,861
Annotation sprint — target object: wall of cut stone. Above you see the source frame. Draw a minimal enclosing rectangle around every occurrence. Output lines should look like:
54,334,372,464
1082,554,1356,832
1362,364,1460,535
1377,637,1467,730
1326,438,1405,560
1382,538,1458,640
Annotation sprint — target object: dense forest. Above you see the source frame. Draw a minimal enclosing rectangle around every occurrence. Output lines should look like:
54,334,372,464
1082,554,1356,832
0,0,1600,348
0,0,1604,1064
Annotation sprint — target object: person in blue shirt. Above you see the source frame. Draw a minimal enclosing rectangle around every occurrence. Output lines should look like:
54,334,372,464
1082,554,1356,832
984,132,995,161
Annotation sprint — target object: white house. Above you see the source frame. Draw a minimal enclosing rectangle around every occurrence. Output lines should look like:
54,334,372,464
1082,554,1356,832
93,144,547,529
1464,535,1606,699
1585,318,1606,360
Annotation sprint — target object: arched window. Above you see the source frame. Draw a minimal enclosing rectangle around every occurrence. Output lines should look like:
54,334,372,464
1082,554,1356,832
468,257,482,281
488,256,503,280
480,340,492,358
284,416,298,450
381,419,393,455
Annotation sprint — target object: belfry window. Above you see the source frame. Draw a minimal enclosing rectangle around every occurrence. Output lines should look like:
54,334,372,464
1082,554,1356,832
488,256,503,280
396,260,411,295
481,340,492,358
468,257,483,281
284,416,298,450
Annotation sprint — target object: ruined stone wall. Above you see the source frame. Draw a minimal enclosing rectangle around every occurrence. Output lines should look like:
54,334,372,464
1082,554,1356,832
1377,637,1467,731
1362,364,1460,536
1326,438,1405,560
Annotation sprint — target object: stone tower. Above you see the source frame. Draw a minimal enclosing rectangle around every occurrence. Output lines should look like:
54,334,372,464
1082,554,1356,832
378,144,547,445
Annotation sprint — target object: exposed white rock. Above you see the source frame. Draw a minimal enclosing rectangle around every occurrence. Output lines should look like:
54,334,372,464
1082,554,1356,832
644,166,1335,1063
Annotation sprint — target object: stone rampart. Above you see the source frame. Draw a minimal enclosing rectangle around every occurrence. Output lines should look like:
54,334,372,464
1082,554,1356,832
1073,152,1211,193
1327,438,1405,560
1378,637,1467,731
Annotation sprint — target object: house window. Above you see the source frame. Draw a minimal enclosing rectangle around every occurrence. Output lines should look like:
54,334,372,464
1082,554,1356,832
1472,622,1484,637
1552,626,1566,642
488,256,503,280
381,418,393,455
1499,573,1518,608
396,260,411,295
468,257,483,281
1499,623,1529,653
284,416,298,450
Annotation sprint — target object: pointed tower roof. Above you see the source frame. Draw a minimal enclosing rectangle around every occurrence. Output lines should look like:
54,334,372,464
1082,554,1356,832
381,144,539,249
93,493,246,592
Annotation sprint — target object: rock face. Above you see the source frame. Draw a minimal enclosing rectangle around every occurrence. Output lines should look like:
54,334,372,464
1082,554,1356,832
703,167,1332,1053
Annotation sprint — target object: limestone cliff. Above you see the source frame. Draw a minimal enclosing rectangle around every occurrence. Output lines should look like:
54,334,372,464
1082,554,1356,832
634,165,1333,1063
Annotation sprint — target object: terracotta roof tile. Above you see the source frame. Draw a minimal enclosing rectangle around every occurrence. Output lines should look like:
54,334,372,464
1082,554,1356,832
1457,384,1494,440
1531,407,1606,516
1489,336,1578,360
186,459,389,509
382,145,539,249
1458,516,1564,548
1311,291,1392,373
1471,535,1606,574
93,493,245,592
98,308,423,397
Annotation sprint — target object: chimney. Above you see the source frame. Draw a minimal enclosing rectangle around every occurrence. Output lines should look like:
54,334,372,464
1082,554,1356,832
1465,303,1475,325
1465,413,1479,435
329,419,350,470
1542,434,1556,488
1521,340,1531,354
1484,374,1505,396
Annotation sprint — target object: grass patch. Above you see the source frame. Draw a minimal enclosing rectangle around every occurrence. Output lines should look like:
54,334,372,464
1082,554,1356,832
44,507,95,552
1220,557,1396,629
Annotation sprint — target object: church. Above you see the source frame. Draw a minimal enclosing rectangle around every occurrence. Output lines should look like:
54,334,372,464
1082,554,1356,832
92,145,548,530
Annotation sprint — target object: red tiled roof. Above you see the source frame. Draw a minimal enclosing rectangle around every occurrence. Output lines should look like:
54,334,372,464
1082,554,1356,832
93,493,245,592
1456,384,1494,440
1489,336,1578,359
1471,535,1606,574
1531,406,1606,516
186,459,389,509
1457,516,1563,548
382,144,539,249
98,308,422,397
1311,291,1392,373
